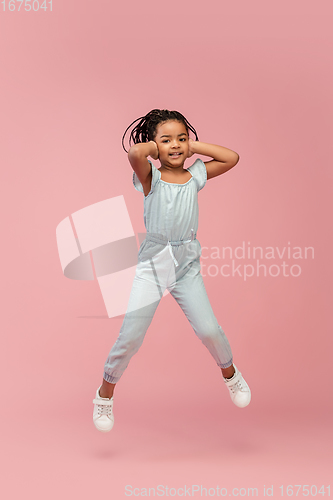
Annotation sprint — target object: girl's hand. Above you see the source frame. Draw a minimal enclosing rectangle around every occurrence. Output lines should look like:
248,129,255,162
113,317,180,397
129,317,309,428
149,140,159,160
187,138,196,158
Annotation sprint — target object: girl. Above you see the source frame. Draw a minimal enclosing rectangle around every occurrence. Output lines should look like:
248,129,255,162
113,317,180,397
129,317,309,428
93,109,251,433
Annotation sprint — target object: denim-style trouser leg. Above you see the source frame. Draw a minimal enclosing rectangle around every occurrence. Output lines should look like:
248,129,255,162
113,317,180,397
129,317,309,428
103,236,233,384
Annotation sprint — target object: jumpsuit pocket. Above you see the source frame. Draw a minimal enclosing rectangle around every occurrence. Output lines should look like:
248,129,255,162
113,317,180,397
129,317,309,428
138,239,147,259
138,240,166,263
196,239,202,257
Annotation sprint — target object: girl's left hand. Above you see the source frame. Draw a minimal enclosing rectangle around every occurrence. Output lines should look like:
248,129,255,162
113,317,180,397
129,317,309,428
187,138,196,158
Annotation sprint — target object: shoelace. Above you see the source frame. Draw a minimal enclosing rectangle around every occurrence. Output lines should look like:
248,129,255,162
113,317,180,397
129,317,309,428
229,379,246,393
93,398,113,418
225,372,248,394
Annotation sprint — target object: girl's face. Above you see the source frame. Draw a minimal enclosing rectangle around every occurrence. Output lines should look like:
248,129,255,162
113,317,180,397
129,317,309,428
153,120,189,167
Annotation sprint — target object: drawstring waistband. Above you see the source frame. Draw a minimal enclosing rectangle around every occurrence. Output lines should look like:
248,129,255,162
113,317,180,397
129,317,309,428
145,229,196,267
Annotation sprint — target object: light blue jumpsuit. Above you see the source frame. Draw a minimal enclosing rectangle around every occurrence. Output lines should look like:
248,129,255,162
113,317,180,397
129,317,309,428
103,158,233,384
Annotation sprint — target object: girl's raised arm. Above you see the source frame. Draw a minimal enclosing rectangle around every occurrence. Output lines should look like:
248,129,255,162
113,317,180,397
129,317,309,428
189,140,239,180
128,141,158,188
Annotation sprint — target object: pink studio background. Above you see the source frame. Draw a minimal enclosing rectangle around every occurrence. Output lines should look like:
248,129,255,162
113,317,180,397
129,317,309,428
1,1,332,499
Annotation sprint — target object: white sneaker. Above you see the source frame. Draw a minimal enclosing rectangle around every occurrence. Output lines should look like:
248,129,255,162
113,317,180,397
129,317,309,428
92,386,114,432
223,364,251,408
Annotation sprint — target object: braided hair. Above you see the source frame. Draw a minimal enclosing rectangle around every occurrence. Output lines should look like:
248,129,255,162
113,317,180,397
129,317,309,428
121,108,199,153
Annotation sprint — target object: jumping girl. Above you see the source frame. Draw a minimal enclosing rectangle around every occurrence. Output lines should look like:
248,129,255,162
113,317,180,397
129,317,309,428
93,109,251,432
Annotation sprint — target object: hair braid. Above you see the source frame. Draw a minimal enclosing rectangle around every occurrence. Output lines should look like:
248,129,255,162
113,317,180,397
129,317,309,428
121,109,199,153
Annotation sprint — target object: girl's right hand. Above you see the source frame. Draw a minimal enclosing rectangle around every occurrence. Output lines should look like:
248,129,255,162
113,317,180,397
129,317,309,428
149,140,159,160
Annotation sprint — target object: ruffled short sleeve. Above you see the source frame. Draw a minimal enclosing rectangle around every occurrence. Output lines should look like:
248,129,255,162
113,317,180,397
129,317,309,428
187,158,207,192
132,160,161,198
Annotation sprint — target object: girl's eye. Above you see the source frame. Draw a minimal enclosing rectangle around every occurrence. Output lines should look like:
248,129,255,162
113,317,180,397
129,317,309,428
162,138,186,143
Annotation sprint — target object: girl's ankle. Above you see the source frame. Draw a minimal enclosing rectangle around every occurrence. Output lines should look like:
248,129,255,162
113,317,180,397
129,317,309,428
99,389,113,399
